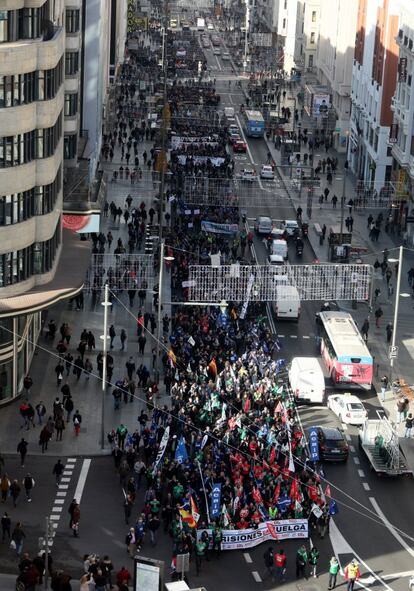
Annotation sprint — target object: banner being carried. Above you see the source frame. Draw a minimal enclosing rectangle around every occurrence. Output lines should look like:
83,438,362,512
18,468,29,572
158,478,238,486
152,426,169,474
197,519,308,550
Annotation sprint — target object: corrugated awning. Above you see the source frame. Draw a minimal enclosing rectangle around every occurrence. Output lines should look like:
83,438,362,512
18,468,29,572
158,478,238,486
0,229,92,318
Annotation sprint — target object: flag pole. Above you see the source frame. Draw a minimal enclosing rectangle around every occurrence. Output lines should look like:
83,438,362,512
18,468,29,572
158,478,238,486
197,460,210,524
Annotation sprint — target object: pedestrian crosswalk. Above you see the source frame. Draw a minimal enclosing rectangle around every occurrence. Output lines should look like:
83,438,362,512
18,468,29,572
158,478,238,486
48,458,77,547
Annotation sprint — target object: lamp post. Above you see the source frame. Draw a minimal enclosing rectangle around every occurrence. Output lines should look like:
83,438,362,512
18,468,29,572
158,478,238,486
100,284,111,450
339,131,350,247
154,242,175,384
388,246,410,381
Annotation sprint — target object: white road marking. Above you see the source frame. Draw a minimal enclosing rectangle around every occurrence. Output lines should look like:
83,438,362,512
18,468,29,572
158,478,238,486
67,458,76,463
51,506,63,513
54,499,65,505
58,485,69,490
329,519,394,590
342,423,348,430
290,335,298,338
49,515,60,521
278,334,285,338
215,55,222,71
252,571,262,583
302,335,310,339
73,459,91,503
369,496,414,556
56,492,67,497
63,471,73,476
358,469,365,477
60,478,71,483
243,552,253,563
349,444,356,452
362,482,371,491
353,456,360,465
345,434,351,441
229,94,234,105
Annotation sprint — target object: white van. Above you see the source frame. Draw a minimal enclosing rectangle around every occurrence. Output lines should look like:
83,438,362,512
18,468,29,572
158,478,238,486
272,285,300,319
270,239,288,260
224,106,235,120
289,357,325,403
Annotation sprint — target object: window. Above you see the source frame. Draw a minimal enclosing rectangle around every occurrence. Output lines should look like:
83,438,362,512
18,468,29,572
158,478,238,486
310,32,315,44
308,54,314,67
65,51,79,75
0,115,62,167
65,9,80,33
19,6,44,39
0,60,63,108
282,18,286,29
64,93,78,117
312,10,317,22
0,10,18,43
64,134,77,159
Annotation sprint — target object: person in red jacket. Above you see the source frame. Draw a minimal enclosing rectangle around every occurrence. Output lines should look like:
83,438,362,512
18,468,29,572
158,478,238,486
116,566,131,588
274,549,287,582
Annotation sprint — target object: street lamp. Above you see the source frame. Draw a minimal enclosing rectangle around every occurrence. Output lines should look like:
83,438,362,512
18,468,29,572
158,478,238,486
100,284,112,450
154,241,175,385
388,246,410,381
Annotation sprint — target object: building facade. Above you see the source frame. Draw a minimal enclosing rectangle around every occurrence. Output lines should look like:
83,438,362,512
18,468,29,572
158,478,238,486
316,0,358,151
349,0,399,187
0,0,91,403
391,2,414,242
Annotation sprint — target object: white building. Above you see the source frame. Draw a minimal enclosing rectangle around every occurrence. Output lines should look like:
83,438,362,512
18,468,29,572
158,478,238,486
316,0,358,151
349,0,400,187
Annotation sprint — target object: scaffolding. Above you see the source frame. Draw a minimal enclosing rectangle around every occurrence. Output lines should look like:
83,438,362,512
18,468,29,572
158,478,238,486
187,263,373,303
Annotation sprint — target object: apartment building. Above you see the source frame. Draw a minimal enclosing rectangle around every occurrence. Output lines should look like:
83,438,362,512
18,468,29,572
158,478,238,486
0,0,90,403
349,0,399,187
316,0,358,151
390,2,414,238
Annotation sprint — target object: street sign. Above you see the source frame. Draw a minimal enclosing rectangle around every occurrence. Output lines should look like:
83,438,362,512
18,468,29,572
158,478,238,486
176,553,190,574
389,345,399,360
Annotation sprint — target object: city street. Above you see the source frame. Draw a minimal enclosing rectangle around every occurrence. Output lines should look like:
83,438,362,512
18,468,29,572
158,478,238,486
2,5,414,591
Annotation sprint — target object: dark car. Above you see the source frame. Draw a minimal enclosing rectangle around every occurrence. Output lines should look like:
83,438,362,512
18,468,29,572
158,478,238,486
314,427,349,462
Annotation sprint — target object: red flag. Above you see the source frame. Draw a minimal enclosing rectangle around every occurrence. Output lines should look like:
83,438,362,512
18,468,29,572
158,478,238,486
325,485,332,498
273,483,281,503
263,459,270,471
252,488,263,505
269,446,276,465
208,358,217,378
228,418,237,430
267,522,278,540
290,477,301,501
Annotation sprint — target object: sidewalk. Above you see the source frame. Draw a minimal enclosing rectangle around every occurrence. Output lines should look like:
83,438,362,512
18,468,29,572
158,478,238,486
0,133,172,456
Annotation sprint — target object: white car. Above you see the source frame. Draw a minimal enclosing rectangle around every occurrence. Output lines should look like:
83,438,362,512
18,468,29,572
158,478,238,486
267,254,285,266
207,22,214,30
213,47,221,55
281,219,300,237
222,52,231,60
327,393,368,425
260,164,275,179
240,168,257,182
254,216,272,235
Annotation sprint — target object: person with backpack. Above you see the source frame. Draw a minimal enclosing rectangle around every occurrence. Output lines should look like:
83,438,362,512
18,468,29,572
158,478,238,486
73,410,82,436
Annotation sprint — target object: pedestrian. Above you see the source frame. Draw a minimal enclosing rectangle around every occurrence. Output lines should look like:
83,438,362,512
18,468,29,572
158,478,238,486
10,480,21,507
408,266,414,287
328,556,340,589
64,352,73,377
138,334,147,355
380,374,388,402
35,401,46,425
125,527,136,557
309,546,319,577
1,512,11,541
23,375,33,398
124,494,134,525
147,514,160,545
17,438,28,467
1,474,10,503
374,306,383,328
195,536,207,575
344,559,360,591
11,522,25,555
361,319,369,342
53,459,64,485
84,358,93,379
296,545,308,579
274,548,287,582
39,426,51,453
109,325,116,349
405,413,413,438
120,329,127,351
64,395,74,423
69,500,80,537
22,473,34,502
55,415,65,441
397,397,409,424
386,322,393,344
126,357,136,380
73,410,82,436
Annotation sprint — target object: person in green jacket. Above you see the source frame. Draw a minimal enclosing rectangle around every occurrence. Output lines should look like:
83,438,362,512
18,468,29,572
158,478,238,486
195,539,206,574
328,556,340,589
309,546,319,578
212,524,222,557
296,545,308,579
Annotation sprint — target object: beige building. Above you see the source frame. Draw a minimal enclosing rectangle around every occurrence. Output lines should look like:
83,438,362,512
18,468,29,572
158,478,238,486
0,0,90,403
